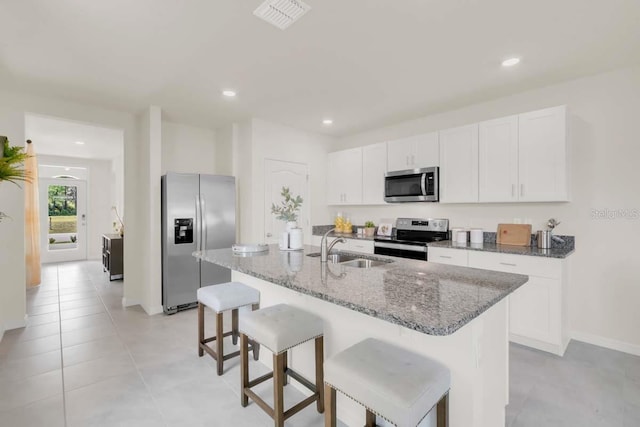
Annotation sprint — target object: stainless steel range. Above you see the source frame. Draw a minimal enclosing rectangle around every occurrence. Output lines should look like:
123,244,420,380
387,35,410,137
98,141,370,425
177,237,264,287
374,218,449,261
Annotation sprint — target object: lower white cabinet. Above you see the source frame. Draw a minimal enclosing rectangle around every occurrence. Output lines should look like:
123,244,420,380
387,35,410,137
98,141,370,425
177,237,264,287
428,247,468,266
429,247,569,355
310,235,374,254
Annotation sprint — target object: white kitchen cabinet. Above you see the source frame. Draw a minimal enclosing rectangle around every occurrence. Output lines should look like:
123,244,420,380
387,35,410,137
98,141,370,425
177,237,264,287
428,247,569,356
361,142,387,205
479,115,519,202
439,124,479,203
467,251,568,355
428,247,468,266
518,106,568,202
387,132,439,172
346,239,374,254
327,148,363,205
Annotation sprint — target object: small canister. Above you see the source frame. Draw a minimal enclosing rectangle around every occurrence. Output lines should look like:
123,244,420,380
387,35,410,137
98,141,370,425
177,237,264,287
470,229,484,244
537,230,552,249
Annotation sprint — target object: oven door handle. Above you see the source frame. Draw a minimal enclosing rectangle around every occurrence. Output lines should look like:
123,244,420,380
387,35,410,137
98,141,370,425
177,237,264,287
421,173,427,196
374,242,428,252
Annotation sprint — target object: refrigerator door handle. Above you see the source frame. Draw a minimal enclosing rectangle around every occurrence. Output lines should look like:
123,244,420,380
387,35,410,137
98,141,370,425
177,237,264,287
201,195,207,252
195,195,202,252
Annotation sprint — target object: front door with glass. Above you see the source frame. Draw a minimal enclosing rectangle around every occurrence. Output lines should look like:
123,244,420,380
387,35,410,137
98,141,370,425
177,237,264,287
39,178,87,263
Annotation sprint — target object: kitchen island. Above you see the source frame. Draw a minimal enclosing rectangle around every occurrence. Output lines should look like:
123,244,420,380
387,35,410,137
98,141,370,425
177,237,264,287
194,245,528,427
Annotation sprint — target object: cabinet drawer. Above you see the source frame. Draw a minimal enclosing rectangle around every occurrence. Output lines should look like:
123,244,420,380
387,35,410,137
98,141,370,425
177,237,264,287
468,251,561,279
429,247,468,266
346,239,374,254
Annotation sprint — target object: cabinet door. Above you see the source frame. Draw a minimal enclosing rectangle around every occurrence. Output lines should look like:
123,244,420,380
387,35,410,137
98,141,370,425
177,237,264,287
413,132,439,168
327,148,363,205
509,277,560,344
346,239,374,254
387,137,415,171
362,142,387,205
439,124,479,203
428,247,468,266
479,115,519,202
518,106,568,202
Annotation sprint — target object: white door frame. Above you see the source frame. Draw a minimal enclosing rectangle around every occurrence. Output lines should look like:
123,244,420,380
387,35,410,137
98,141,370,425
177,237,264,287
39,178,88,264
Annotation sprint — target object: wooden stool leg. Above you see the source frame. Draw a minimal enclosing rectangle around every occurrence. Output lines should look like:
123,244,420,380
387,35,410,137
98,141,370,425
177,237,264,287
325,384,336,427
273,353,286,427
240,333,249,407
216,312,224,375
315,336,324,413
437,392,449,427
231,309,239,345
251,303,260,360
283,350,288,386
197,302,204,357
365,410,376,427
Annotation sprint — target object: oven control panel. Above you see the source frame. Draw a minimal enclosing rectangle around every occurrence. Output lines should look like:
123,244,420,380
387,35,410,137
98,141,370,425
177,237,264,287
396,218,449,232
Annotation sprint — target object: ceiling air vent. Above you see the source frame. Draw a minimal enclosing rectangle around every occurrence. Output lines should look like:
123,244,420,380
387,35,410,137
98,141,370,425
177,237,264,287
253,0,311,30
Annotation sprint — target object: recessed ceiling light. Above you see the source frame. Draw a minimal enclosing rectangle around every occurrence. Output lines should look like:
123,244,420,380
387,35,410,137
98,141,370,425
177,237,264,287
501,57,521,67
75,141,85,145
322,119,333,125
222,90,237,97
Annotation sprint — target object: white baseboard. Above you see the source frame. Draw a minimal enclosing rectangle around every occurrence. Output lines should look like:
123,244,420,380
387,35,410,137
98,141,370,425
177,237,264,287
122,297,141,307
571,330,640,357
142,304,164,316
2,315,29,342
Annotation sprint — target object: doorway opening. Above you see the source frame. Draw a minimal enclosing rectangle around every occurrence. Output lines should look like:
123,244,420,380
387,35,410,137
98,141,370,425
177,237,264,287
25,113,125,266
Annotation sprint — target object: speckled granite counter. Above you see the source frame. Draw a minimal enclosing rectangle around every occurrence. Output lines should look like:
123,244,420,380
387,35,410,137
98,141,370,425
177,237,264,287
428,240,575,259
194,245,528,336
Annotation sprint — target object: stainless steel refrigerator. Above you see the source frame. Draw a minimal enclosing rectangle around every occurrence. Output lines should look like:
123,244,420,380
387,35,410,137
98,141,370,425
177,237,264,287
161,173,236,314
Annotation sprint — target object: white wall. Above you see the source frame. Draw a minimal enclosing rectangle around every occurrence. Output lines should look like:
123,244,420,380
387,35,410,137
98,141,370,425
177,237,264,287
161,121,216,175
0,88,141,341
233,118,334,244
38,155,115,260
333,65,640,352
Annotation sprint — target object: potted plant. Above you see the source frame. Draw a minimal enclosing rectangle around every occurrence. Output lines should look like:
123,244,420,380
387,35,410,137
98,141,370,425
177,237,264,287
271,186,303,230
0,136,30,222
364,221,376,237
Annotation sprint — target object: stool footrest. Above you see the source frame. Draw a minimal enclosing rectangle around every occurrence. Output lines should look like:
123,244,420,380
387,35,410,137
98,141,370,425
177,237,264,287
244,389,274,418
202,331,235,344
287,368,317,393
248,371,274,388
284,394,319,420
199,342,257,361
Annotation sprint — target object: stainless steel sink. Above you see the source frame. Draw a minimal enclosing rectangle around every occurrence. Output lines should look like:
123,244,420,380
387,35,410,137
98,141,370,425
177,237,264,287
340,259,389,268
306,252,392,268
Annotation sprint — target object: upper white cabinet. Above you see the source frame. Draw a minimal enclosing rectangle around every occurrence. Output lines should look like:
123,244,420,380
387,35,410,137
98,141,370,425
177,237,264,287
362,142,387,205
479,115,519,202
439,124,479,203
327,148,363,205
387,132,439,172
518,106,568,202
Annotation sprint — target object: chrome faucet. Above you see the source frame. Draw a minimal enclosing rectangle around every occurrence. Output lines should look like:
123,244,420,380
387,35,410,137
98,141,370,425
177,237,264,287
321,228,346,262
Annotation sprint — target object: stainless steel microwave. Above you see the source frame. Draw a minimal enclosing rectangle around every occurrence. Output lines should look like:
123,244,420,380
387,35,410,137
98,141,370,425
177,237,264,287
384,167,439,203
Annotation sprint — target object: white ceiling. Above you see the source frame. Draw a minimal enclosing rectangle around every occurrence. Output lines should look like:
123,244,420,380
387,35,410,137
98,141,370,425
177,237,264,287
25,114,124,160
2,1,639,136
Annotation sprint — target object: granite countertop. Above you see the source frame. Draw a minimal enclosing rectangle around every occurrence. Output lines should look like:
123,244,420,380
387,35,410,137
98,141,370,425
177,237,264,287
427,240,575,259
193,245,528,336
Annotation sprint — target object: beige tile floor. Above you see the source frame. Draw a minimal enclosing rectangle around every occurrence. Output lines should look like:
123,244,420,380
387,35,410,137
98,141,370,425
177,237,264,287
0,260,638,426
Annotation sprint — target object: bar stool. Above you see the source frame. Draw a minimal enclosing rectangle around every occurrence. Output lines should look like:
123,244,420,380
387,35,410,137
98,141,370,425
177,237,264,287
324,338,450,427
197,282,260,375
239,304,324,427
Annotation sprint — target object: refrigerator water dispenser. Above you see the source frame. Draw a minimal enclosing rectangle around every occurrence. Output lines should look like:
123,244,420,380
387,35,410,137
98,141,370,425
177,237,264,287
174,218,194,244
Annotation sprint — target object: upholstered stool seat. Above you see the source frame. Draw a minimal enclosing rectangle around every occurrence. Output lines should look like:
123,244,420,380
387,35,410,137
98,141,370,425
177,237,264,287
324,338,451,427
239,304,325,427
197,282,260,375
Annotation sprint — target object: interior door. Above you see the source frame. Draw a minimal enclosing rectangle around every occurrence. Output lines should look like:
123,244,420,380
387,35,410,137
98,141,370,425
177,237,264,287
264,159,309,244
39,178,87,264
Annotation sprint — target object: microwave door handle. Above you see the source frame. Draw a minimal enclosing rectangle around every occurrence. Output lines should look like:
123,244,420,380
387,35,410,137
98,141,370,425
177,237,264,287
421,173,427,196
